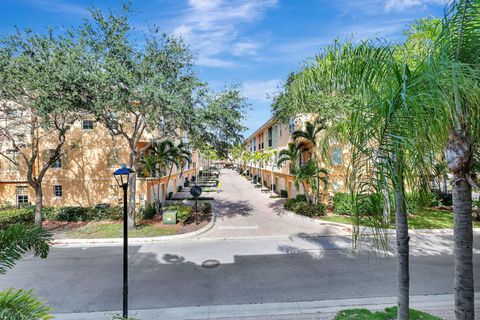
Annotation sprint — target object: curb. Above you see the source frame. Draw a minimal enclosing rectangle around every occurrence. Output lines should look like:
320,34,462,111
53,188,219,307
51,209,217,246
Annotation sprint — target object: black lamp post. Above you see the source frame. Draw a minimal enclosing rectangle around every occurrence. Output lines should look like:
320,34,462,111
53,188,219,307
113,164,134,319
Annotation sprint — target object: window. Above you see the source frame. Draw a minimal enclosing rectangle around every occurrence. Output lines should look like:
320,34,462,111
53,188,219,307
332,147,343,165
268,127,273,147
5,149,18,171
50,149,62,168
54,185,62,198
16,186,29,206
332,181,341,192
82,119,94,130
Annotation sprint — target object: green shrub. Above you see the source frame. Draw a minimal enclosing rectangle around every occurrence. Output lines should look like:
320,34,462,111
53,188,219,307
184,179,190,187
295,194,307,202
295,202,326,217
333,193,353,215
168,205,192,224
177,186,183,192
167,192,174,200
0,208,34,228
280,190,288,198
283,197,326,217
405,192,436,214
141,203,156,220
46,207,122,222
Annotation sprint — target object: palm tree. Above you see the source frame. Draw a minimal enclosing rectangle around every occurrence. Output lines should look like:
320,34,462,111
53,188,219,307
277,143,303,194
176,143,192,179
433,1,480,317
231,144,244,169
296,159,329,204
0,224,52,319
292,118,327,204
150,140,178,208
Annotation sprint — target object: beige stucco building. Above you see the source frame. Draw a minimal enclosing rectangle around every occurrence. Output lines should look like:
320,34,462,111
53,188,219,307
241,115,349,202
0,116,202,209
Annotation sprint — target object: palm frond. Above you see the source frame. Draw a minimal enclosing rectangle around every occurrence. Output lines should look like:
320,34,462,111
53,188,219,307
0,224,51,274
0,288,52,320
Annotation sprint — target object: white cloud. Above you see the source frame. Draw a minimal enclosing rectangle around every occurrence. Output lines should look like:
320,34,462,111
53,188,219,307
242,79,280,102
385,0,445,12
173,0,277,67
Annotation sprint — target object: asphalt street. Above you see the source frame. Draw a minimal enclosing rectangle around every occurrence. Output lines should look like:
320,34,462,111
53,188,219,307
1,169,479,315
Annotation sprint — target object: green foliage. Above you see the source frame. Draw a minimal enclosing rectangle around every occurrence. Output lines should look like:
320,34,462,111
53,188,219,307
405,192,436,214
177,186,183,192
0,208,34,229
280,190,288,198
140,204,156,220
167,192,174,200
284,195,326,217
0,288,52,320
167,205,192,224
334,306,440,319
0,224,51,274
184,179,190,187
333,193,354,215
44,207,122,222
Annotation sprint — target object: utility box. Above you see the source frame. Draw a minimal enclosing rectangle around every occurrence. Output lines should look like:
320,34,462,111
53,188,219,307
162,210,177,225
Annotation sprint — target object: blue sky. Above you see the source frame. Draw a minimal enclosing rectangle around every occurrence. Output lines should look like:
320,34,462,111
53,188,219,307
0,0,446,137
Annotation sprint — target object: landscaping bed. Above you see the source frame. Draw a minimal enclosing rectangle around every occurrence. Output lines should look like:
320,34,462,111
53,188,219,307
0,203,213,239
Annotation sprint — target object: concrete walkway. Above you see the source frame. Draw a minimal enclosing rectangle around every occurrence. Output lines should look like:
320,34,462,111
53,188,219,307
198,169,349,239
53,293,480,319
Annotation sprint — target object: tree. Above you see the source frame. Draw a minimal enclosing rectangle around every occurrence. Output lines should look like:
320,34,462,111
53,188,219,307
296,159,329,204
191,86,249,159
433,1,480,317
0,28,94,226
230,144,245,169
0,224,52,319
292,118,327,204
277,143,303,193
81,6,200,228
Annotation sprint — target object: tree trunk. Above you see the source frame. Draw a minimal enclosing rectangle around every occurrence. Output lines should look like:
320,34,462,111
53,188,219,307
164,164,174,201
394,156,409,320
127,159,137,230
453,174,474,320
34,185,43,226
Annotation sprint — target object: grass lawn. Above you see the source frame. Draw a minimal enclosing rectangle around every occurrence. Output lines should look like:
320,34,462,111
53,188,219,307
335,306,440,319
61,222,176,238
321,208,480,229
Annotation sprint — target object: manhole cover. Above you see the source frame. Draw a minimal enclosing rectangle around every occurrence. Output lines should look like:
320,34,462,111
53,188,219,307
202,259,220,269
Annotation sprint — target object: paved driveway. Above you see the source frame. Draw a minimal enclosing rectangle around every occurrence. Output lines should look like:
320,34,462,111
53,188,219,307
198,169,348,239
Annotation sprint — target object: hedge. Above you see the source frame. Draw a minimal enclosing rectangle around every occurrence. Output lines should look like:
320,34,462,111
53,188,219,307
284,195,326,217
280,190,288,198
333,193,353,215
0,208,35,229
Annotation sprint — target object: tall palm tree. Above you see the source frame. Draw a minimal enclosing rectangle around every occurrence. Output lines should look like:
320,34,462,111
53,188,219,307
292,118,327,204
231,144,244,169
150,140,178,208
0,224,52,319
176,143,192,179
277,143,303,194
296,159,329,204
433,1,480,317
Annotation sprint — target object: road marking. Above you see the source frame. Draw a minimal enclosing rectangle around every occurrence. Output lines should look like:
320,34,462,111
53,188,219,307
217,225,259,230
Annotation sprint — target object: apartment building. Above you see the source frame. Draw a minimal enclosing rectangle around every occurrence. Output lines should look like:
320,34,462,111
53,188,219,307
242,115,349,200
0,115,201,209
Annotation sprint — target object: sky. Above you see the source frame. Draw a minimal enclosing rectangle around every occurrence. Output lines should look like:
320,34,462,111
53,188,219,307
0,0,446,137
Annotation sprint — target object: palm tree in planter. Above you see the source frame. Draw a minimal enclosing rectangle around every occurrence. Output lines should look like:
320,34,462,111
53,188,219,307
152,140,178,208
231,144,245,170
175,143,192,180
292,118,327,204
253,150,264,185
0,224,52,319
277,143,303,194
295,159,329,204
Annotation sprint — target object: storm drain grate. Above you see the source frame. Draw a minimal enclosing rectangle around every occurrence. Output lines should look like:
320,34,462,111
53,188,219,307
202,259,220,269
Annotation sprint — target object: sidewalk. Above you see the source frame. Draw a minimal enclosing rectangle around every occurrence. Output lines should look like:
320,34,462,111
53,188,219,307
53,293,479,319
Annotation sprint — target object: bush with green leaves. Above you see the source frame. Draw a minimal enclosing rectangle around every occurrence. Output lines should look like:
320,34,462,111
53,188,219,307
140,204,156,220
167,192,174,200
283,195,326,217
177,186,183,192
0,208,35,229
280,190,288,198
333,193,353,215
166,205,192,224
45,207,122,222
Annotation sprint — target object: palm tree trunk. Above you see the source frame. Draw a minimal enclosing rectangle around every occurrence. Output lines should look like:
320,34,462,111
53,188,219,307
127,161,137,229
165,164,174,200
453,173,474,320
394,175,409,320
447,130,475,320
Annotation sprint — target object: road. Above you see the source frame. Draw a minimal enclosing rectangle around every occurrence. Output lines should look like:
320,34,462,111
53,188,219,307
1,169,479,317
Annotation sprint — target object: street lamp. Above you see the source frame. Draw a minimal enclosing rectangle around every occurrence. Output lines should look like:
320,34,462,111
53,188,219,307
113,164,134,319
